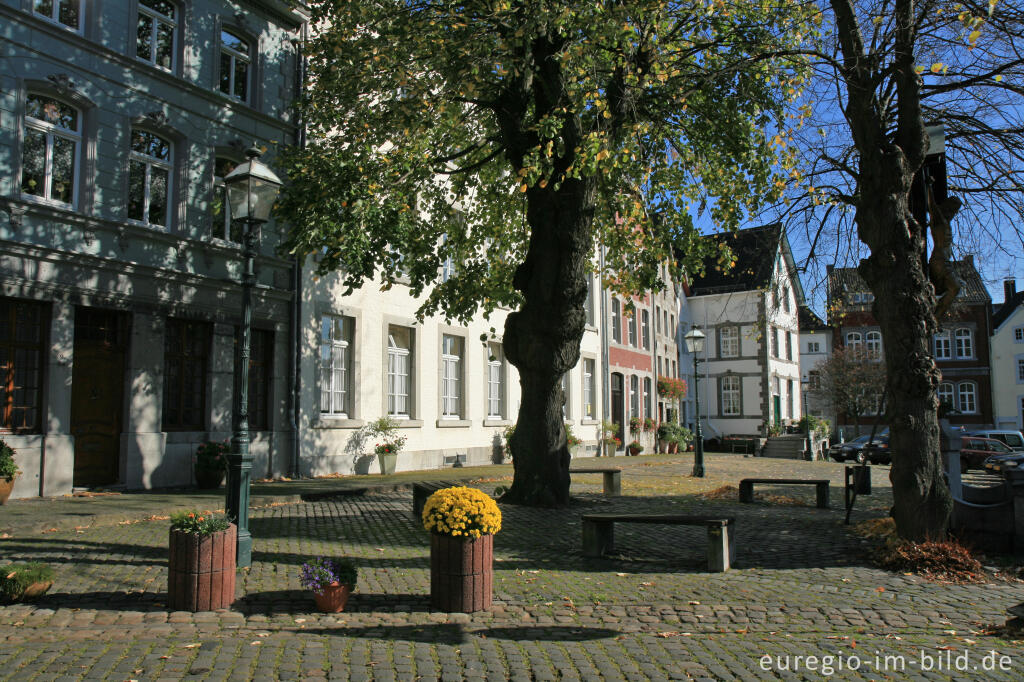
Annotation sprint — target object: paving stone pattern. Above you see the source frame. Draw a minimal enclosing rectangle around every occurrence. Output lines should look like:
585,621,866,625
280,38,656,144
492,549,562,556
2,454,1024,680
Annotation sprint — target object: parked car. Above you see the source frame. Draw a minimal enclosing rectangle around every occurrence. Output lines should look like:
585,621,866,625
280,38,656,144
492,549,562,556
828,430,889,463
960,436,1015,472
968,430,1024,452
863,436,892,464
984,452,1024,472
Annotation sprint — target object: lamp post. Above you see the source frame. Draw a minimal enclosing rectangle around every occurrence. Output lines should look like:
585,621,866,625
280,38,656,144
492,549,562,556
684,327,706,477
223,145,282,568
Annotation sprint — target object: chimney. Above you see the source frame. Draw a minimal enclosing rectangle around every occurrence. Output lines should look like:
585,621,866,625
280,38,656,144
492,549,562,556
1005,279,1017,303
963,254,974,268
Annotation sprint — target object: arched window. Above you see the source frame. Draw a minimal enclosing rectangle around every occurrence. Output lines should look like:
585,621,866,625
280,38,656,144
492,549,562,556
955,328,974,358
34,0,82,31
958,381,977,414
137,0,177,71
866,331,882,359
128,128,172,228
21,94,80,206
845,332,862,350
220,30,251,102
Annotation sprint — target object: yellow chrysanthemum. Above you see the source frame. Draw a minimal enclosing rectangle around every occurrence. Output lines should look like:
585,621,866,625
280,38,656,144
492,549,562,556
422,486,502,538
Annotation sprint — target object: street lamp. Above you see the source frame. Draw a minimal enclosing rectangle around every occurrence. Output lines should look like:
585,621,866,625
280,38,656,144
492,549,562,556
223,145,282,567
683,327,706,477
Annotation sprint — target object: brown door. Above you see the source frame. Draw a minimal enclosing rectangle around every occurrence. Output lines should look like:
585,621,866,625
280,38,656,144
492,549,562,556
71,308,128,487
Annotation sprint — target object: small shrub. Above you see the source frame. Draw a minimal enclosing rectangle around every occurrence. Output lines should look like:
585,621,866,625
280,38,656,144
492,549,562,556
0,439,20,481
169,510,231,536
0,563,54,602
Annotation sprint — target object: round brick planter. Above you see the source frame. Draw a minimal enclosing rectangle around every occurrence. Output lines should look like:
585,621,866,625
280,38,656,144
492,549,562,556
430,533,493,613
167,524,237,612
312,582,352,613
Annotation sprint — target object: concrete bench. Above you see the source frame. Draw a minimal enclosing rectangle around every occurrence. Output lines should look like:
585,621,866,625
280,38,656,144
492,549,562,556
739,478,830,508
581,513,735,572
569,467,622,496
412,480,459,517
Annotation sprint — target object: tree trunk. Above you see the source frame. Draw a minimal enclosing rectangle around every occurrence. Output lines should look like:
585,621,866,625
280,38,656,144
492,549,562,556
501,178,593,507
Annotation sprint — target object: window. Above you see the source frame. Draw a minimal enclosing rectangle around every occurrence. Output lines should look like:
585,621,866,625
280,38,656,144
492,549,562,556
320,315,353,417
958,381,977,414
611,298,621,343
787,379,794,418
627,311,637,347
128,129,172,228
782,286,790,313
486,343,504,419
846,332,862,350
808,370,820,391
440,233,456,282
219,30,250,102
21,94,80,206
441,334,463,418
584,281,594,326
561,372,571,419
641,310,650,350
955,328,974,358
1017,359,1024,383
243,328,272,431
387,326,413,418
721,375,741,416
807,341,820,354
1015,326,1024,343
163,319,209,430
672,359,677,378
657,356,662,375
137,0,177,70
719,326,739,358
33,0,81,30
937,382,954,410
655,305,661,333
630,375,639,418
643,377,652,418
934,332,951,359
866,331,882,359
211,156,241,241
770,327,779,357
785,331,793,361
583,358,595,419
0,298,46,433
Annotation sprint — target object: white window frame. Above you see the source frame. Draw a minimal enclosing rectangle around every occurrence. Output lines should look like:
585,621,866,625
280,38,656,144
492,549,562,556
440,233,456,282
719,326,739,358
629,374,640,419
1017,358,1024,383
807,341,820,353
934,331,951,359
628,311,637,347
128,128,173,228
583,358,595,419
440,334,463,419
808,370,820,391
721,375,741,416
137,0,178,71
34,0,82,32
320,315,353,418
955,328,974,359
846,332,862,351
21,94,81,208
958,381,977,414
387,326,412,418
643,377,652,418
641,309,650,350
561,372,571,419
487,343,504,419
584,280,595,326
219,29,251,102
1015,326,1024,343
770,327,779,357
611,298,621,343
937,382,954,410
866,331,882,359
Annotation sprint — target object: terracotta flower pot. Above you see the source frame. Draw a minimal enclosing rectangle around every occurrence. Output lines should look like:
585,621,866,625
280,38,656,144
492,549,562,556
312,582,352,613
627,446,642,456
0,477,15,505
430,533,493,613
167,524,237,612
194,468,225,489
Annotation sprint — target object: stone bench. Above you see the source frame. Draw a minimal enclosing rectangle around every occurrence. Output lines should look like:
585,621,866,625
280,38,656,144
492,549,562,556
569,467,622,496
581,513,735,572
739,478,830,508
412,481,459,517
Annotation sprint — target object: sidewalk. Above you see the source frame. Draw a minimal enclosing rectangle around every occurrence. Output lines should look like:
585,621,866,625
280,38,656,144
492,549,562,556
2,453,1023,680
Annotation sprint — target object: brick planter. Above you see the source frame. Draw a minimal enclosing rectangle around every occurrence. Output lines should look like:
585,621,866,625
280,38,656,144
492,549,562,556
430,533,493,613
168,524,237,611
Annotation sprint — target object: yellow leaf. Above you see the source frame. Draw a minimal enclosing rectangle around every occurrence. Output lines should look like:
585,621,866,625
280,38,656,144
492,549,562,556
930,63,943,73
519,183,527,193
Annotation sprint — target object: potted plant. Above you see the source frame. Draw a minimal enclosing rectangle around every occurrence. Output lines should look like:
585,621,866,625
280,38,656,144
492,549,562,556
627,440,642,456
300,557,358,613
643,417,656,433
422,486,502,612
167,510,236,612
656,423,672,453
0,439,20,505
0,562,54,603
628,416,642,436
193,440,229,489
369,416,406,475
565,422,582,457
600,420,620,455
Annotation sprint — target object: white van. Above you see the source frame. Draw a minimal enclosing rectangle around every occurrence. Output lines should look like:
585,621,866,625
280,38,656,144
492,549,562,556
969,430,1024,451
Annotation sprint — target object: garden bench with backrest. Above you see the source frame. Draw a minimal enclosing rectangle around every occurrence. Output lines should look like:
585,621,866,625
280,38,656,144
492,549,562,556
739,478,830,508
580,513,735,572
412,480,460,517
569,467,622,496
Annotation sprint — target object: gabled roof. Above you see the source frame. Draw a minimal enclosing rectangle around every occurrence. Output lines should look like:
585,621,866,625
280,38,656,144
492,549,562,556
993,290,1024,330
686,223,802,298
828,258,990,308
798,304,828,332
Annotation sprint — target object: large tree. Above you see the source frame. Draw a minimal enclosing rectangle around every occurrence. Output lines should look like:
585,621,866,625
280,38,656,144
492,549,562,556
278,1,810,506
780,0,1024,539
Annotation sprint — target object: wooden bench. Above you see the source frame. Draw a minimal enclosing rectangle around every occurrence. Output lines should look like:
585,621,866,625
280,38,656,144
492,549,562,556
581,514,736,572
739,478,830,508
569,467,622,496
412,480,459,517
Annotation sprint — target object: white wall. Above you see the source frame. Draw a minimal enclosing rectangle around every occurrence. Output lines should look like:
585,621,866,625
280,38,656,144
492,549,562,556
991,307,1024,430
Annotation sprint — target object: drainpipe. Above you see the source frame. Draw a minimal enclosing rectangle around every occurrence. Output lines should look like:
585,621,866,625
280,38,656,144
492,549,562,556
288,20,308,478
599,242,610,455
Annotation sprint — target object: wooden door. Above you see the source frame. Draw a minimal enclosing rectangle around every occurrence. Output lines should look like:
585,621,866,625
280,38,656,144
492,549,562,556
610,372,624,450
71,308,128,487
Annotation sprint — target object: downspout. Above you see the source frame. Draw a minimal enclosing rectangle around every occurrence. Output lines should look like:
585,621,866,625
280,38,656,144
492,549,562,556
289,20,308,478
599,241,610,455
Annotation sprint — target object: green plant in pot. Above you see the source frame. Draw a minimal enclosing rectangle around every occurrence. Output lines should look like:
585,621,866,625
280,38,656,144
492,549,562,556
193,440,228,489
369,416,406,475
0,562,54,603
0,439,21,505
301,557,358,613
627,439,643,456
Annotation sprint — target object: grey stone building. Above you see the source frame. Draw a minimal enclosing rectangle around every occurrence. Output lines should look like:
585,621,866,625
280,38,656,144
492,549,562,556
0,0,306,498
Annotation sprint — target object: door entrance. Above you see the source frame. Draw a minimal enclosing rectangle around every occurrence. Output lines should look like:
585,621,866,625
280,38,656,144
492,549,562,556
71,308,129,487
611,372,625,451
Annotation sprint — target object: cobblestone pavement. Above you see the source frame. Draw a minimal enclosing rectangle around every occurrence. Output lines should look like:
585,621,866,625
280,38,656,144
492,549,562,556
2,453,1024,680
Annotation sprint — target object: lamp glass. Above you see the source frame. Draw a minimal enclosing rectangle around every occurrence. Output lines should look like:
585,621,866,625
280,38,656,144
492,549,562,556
684,328,706,354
